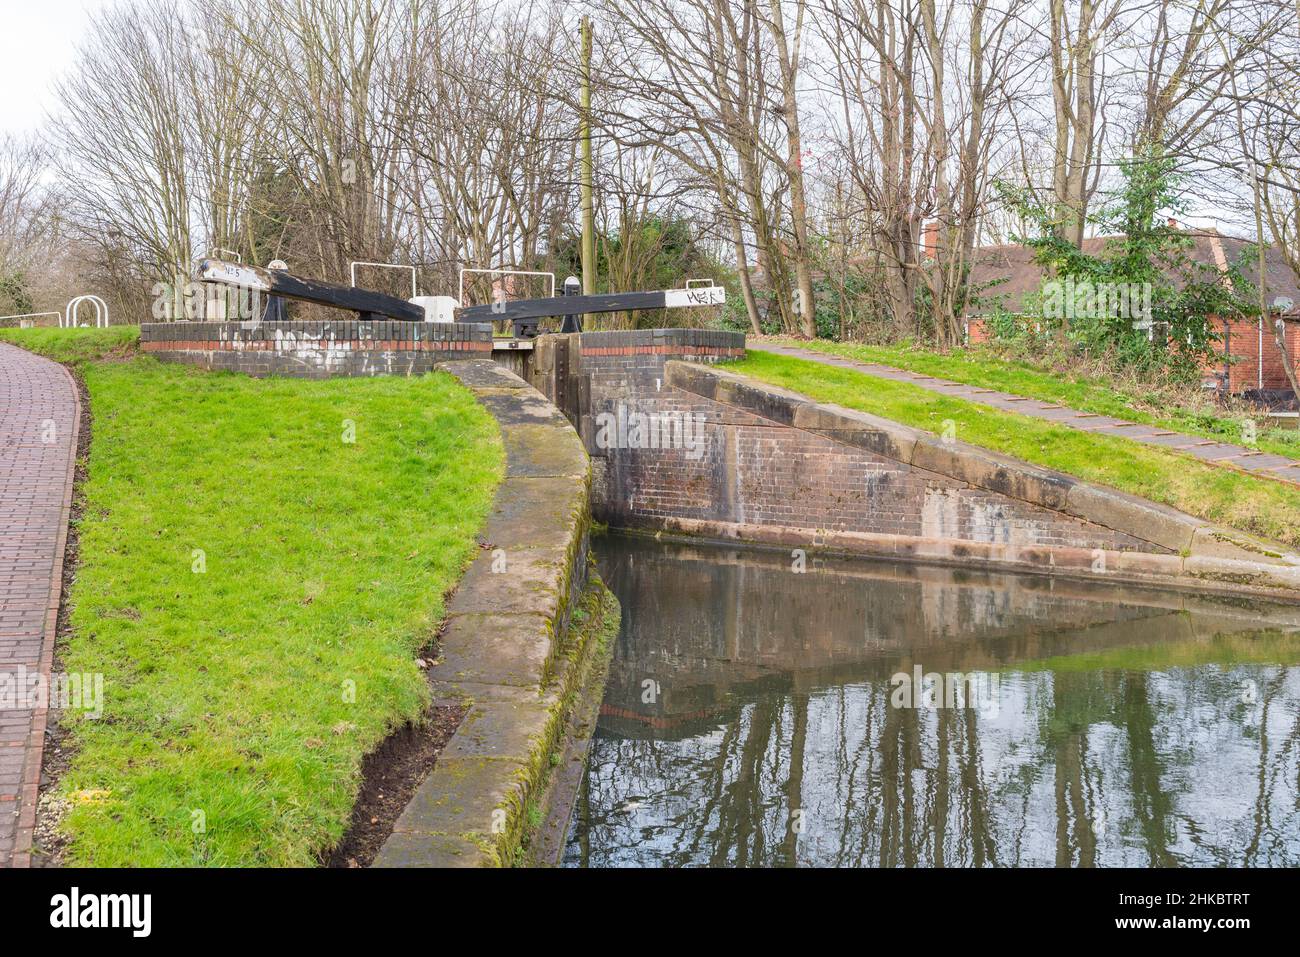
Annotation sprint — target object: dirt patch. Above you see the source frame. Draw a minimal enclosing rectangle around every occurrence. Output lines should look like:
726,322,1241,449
324,704,467,868
31,365,92,867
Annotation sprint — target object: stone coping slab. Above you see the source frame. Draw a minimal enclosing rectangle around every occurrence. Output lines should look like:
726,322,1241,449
374,360,591,867
665,360,1300,599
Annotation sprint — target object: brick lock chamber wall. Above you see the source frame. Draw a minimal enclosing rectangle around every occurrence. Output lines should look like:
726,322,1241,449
140,320,492,378
543,329,1160,555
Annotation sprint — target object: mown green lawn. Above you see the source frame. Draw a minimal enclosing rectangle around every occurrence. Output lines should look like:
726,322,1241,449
760,337,1300,460
1,327,503,866
729,350,1300,550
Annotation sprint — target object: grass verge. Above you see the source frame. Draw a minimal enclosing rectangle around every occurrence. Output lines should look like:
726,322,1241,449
728,349,1300,550
2,327,503,866
761,336,1300,460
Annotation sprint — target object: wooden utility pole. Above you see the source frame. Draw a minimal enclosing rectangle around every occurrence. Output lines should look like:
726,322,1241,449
580,16,596,296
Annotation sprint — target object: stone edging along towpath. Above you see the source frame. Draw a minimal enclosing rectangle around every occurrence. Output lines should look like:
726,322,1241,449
374,359,613,867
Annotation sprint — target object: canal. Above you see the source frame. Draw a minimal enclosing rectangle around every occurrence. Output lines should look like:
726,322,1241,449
563,533,1300,867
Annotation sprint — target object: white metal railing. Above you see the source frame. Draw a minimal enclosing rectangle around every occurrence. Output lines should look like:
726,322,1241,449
63,295,109,328
0,311,61,328
351,261,417,299
458,267,554,307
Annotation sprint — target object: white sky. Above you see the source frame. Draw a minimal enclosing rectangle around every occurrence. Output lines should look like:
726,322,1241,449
0,0,1251,238
0,0,114,136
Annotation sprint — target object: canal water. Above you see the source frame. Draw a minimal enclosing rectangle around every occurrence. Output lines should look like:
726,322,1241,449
563,533,1300,867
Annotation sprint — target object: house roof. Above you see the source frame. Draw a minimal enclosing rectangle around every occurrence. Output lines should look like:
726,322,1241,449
966,229,1300,317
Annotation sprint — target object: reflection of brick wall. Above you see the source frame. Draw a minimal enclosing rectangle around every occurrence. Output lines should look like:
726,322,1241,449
567,329,1156,554
140,320,491,378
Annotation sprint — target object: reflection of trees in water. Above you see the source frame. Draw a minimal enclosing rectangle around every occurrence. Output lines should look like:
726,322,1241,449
566,536,1300,867
568,666,1300,867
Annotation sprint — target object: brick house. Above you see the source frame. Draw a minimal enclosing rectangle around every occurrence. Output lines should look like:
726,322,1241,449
961,228,1300,400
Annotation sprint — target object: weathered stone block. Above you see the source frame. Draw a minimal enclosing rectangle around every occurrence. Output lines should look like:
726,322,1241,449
911,438,1075,510
446,545,570,619
436,612,555,687
1063,483,1199,553
389,754,526,842
442,691,560,768
1189,525,1293,564
371,831,489,868
498,422,589,480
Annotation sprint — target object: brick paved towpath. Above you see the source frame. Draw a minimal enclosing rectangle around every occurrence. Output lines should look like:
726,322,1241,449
0,342,79,867
751,342,1300,485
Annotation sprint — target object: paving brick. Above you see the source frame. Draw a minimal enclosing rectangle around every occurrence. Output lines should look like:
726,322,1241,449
0,343,78,868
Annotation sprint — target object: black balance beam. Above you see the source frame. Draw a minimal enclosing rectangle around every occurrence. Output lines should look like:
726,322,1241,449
195,259,424,322
455,286,724,323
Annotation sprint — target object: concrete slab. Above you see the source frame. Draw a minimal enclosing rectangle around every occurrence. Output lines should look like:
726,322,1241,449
436,612,555,687
442,360,532,391
1064,482,1199,553
502,422,589,479
1185,444,1253,462
445,545,570,618
442,692,559,766
372,831,487,868
390,754,527,839
478,477,589,552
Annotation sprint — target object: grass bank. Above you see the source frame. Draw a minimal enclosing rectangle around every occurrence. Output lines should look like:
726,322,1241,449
1,324,141,363
761,337,1300,460
728,349,1300,550
1,326,503,866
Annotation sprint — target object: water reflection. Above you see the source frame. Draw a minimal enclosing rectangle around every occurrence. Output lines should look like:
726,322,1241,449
564,534,1300,868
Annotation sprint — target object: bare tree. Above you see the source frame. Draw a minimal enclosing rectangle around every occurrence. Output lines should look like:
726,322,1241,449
51,0,201,292
1045,0,1126,247
0,135,57,314
393,0,576,294
595,0,803,335
763,0,817,335
819,0,1033,343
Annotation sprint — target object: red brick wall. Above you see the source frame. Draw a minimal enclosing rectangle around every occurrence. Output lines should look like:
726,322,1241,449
966,317,991,345
568,330,1158,554
1201,316,1300,393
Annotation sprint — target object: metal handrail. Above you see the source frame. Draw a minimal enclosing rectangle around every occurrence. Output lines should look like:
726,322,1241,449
0,311,61,327
458,267,555,306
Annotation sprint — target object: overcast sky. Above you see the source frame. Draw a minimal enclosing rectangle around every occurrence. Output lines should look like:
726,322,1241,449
0,0,1253,238
0,0,113,136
